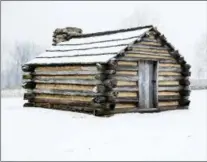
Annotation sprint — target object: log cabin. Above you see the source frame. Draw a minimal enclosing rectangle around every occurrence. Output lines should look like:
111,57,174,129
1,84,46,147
22,25,191,116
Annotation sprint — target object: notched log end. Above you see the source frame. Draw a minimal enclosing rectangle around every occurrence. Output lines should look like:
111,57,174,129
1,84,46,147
23,102,35,107
93,109,106,116
179,78,190,86
22,82,36,89
181,71,191,77
22,65,35,72
179,89,191,96
179,99,191,106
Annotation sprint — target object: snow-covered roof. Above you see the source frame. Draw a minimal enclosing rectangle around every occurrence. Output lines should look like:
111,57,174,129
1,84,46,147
26,25,153,65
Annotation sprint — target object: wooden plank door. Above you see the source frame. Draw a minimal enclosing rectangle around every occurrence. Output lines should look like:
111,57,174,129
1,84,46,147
139,61,158,109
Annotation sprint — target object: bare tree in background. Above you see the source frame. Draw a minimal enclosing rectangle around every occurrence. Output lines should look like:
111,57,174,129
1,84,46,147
1,41,44,89
194,33,207,79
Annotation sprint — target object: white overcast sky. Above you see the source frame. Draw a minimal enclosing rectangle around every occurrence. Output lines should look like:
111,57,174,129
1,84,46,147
1,1,207,67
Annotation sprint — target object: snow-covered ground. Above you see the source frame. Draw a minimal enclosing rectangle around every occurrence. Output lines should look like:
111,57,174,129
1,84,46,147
1,90,207,161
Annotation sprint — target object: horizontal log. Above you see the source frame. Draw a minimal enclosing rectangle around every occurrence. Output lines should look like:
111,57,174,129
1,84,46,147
34,75,95,80
158,81,179,86
159,63,180,68
158,86,184,92
34,88,118,98
126,50,170,57
115,76,138,81
117,92,137,98
115,98,138,103
34,71,99,76
141,37,158,42
125,54,172,60
117,61,138,66
158,101,179,107
117,81,137,86
34,78,101,85
158,106,178,111
159,67,182,72
158,96,180,101
22,82,36,89
158,91,179,96
159,60,177,64
117,57,172,62
35,98,92,107
35,93,93,102
116,71,137,76
36,83,95,91
35,99,110,114
115,103,137,109
159,72,181,76
22,65,35,72
158,76,183,81
35,65,96,72
114,86,139,92
34,88,100,97
131,47,170,54
137,41,162,47
132,44,168,50
116,66,139,71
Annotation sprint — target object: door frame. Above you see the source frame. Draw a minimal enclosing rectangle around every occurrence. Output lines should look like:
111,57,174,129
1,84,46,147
138,60,159,109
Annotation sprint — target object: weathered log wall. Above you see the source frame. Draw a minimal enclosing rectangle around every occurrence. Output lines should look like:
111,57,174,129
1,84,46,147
112,29,190,111
113,60,138,109
22,64,110,116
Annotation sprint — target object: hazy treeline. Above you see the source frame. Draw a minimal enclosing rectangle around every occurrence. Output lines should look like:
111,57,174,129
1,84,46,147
1,42,44,89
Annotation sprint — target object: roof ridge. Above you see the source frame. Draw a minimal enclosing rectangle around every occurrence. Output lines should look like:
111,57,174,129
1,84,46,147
71,25,153,38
